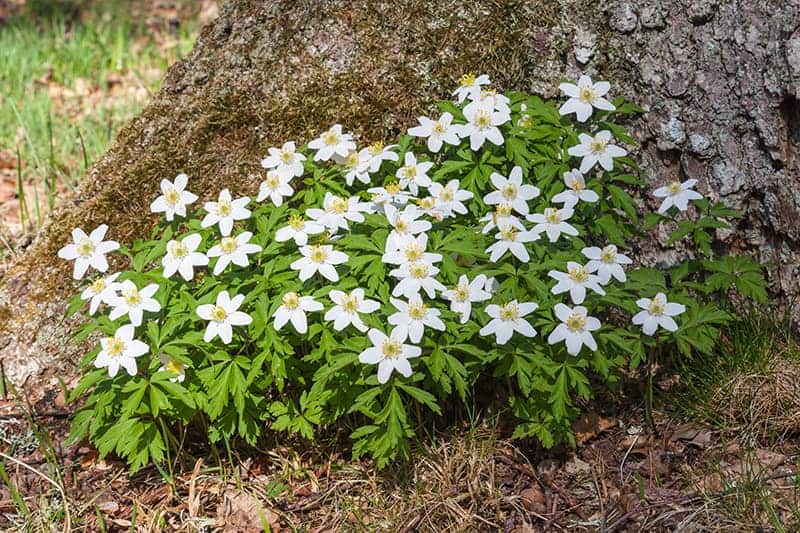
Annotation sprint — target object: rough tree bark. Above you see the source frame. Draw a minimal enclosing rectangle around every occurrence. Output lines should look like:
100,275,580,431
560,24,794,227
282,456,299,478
1,0,798,406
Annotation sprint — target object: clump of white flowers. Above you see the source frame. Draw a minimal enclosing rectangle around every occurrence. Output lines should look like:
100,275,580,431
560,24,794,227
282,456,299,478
64,72,755,473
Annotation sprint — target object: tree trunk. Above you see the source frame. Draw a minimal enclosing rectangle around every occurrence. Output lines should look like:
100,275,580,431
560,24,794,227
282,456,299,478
1,0,798,404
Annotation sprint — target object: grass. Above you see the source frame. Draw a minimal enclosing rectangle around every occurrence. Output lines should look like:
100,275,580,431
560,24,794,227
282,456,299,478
0,3,197,231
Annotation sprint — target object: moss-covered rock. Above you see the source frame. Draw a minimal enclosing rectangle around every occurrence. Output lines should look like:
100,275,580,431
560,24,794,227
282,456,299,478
2,0,798,403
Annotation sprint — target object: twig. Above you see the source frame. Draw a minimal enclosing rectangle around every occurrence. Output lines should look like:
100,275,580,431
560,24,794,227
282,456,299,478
0,450,71,533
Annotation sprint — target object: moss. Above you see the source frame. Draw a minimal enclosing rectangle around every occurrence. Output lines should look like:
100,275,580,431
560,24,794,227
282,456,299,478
2,0,629,390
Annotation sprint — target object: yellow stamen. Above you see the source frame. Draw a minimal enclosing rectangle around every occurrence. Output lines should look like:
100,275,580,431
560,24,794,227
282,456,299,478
220,237,237,254
210,305,227,322
282,292,300,310
381,338,402,358
566,312,586,331
105,337,125,357
499,302,520,321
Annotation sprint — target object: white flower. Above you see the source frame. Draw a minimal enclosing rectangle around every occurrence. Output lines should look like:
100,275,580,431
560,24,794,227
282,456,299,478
407,112,461,153
558,75,616,122
272,292,323,334
653,179,704,214
359,141,399,173
452,73,490,104
389,260,446,299
94,324,149,377
306,193,365,233
384,204,432,252
479,300,538,345
158,354,186,383
290,244,348,282
108,280,161,327
483,166,540,215
552,169,599,209
547,304,601,356
196,290,252,344
162,233,209,281
80,272,121,315
207,232,262,275
58,224,120,280
583,245,632,284
415,196,441,220
442,274,491,324
459,102,509,151
149,173,198,221
382,233,441,266
308,124,356,162
479,204,525,234
395,152,433,195
429,179,473,218
261,141,306,179
527,207,579,242
366,183,414,213
486,225,537,263
388,295,445,343
358,327,422,384
257,170,293,206
275,214,325,246
567,131,627,173
467,88,511,114
632,293,686,335
334,149,371,186
324,288,380,332
201,189,251,236
548,262,606,304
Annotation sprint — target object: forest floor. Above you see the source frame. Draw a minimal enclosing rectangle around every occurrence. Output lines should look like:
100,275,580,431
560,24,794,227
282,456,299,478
0,2,798,532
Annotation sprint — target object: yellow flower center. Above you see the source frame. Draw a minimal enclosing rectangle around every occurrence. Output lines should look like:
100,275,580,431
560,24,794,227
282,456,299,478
279,149,294,164
77,237,95,257
502,183,518,200
579,86,597,103
400,165,417,179
433,121,446,134
648,299,665,316
454,284,470,302
330,197,348,213
123,287,141,307
308,245,329,264
497,204,513,217
568,265,589,283
90,278,106,293
499,302,520,321
459,72,476,87
368,141,384,155
566,312,586,331
210,305,227,322
600,245,617,264
220,237,238,254
667,181,682,195
169,240,189,259
344,150,360,168
474,109,492,129
408,302,427,320
409,262,429,279
499,225,518,241
418,197,436,210
342,294,360,313
164,187,180,205
569,178,584,191
404,242,425,261
282,292,300,310
589,138,609,155
385,182,401,195
322,130,340,146
544,208,561,224
265,172,281,188
165,359,184,374
288,214,305,230
106,337,125,357
440,187,454,202
395,218,409,233
216,199,232,216
381,338,403,359
480,88,497,100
